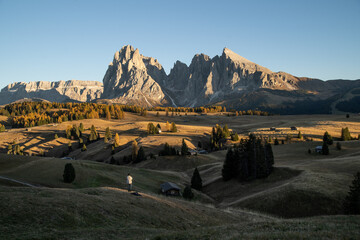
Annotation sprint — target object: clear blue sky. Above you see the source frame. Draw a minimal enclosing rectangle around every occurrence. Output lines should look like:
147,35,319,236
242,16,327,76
0,0,359,89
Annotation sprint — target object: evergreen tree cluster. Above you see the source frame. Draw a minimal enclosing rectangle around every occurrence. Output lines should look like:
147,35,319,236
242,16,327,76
147,123,160,134
229,109,271,116
2,102,125,128
66,124,83,140
222,135,274,181
159,142,178,156
341,127,352,141
0,123,5,132
7,143,24,155
210,124,230,150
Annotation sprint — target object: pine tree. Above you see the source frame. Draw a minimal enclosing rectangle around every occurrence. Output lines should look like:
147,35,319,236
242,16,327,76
166,121,170,131
135,146,146,163
81,144,87,151
222,148,237,181
274,138,279,145
114,133,120,147
191,168,202,191
170,122,177,132
265,143,274,173
79,123,85,132
181,139,188,156
344,172,360,214
322,141,329,155
110,156,115,164
298,131,303,139
63,163,76,183
105,127,112,139
183,185,194,200
131,140,139,161
341,127,352,141
54,134,58,139
68,141,72,151
223,125,230,138
323,131,333,145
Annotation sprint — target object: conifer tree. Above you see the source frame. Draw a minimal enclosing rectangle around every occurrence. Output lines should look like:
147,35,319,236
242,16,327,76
341,127,352,141
135,146,146,163
274,138,279,145
63,163,76,183
298,131,303,139
114,133,120,147
81,144,87,151
323,131,333,145
223,125,230,138
191,168,202,191
54,134,58,139
105,127,112,139
170,122,177,132
181,139,188,156
322,141,329,155
131,140,139,161
222,148,237,181
344,172,360,214
79,123,85,132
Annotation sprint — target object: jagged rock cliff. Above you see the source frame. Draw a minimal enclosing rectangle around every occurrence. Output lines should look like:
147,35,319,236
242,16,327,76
102,45,168,106
165,48,300,107
0,80,103,105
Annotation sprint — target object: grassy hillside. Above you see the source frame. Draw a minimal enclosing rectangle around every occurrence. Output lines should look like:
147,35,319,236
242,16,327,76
1,185,359,239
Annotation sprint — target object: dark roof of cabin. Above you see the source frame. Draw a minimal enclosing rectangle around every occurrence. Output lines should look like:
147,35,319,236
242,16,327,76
160,182,181,192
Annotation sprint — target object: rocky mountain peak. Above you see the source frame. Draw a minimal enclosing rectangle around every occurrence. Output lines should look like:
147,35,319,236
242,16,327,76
222,47,253,64
102,45,168,106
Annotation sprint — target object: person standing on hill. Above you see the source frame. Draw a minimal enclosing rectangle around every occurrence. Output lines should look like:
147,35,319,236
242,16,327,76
127,173,133,192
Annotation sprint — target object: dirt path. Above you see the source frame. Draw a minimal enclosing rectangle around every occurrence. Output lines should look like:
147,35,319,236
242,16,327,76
218,173,302,208
0,175,41,188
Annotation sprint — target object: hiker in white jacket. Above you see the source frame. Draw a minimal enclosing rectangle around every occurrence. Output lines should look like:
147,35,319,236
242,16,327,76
127,173,133,192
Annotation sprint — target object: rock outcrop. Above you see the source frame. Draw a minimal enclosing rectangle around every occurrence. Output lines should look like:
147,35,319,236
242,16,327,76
102,45,168,106
0,80,103,105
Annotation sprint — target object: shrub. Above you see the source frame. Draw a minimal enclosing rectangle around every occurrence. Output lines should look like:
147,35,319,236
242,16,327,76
63,163,75,183
336,142,342,150
183,185,194,200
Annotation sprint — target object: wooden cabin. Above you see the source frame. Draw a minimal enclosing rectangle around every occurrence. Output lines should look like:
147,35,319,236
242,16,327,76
160,182,181,196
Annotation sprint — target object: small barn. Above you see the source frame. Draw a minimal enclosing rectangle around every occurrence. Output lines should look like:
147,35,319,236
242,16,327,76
291,126,298,131
160,182,181,196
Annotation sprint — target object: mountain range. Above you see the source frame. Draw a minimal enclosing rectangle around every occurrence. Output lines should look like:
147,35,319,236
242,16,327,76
1,45,360,114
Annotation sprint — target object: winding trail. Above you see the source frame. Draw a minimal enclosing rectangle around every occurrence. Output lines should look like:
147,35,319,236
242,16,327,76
0,176,40,188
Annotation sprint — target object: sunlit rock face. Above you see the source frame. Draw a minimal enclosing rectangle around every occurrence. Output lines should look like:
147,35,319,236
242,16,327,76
102,45,168,106
0,80,103,104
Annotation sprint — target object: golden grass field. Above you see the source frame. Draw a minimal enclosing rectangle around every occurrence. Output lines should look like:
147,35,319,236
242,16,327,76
1,112,360,239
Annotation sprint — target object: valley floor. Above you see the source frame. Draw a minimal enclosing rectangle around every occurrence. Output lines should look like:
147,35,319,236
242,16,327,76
1,112,360,239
